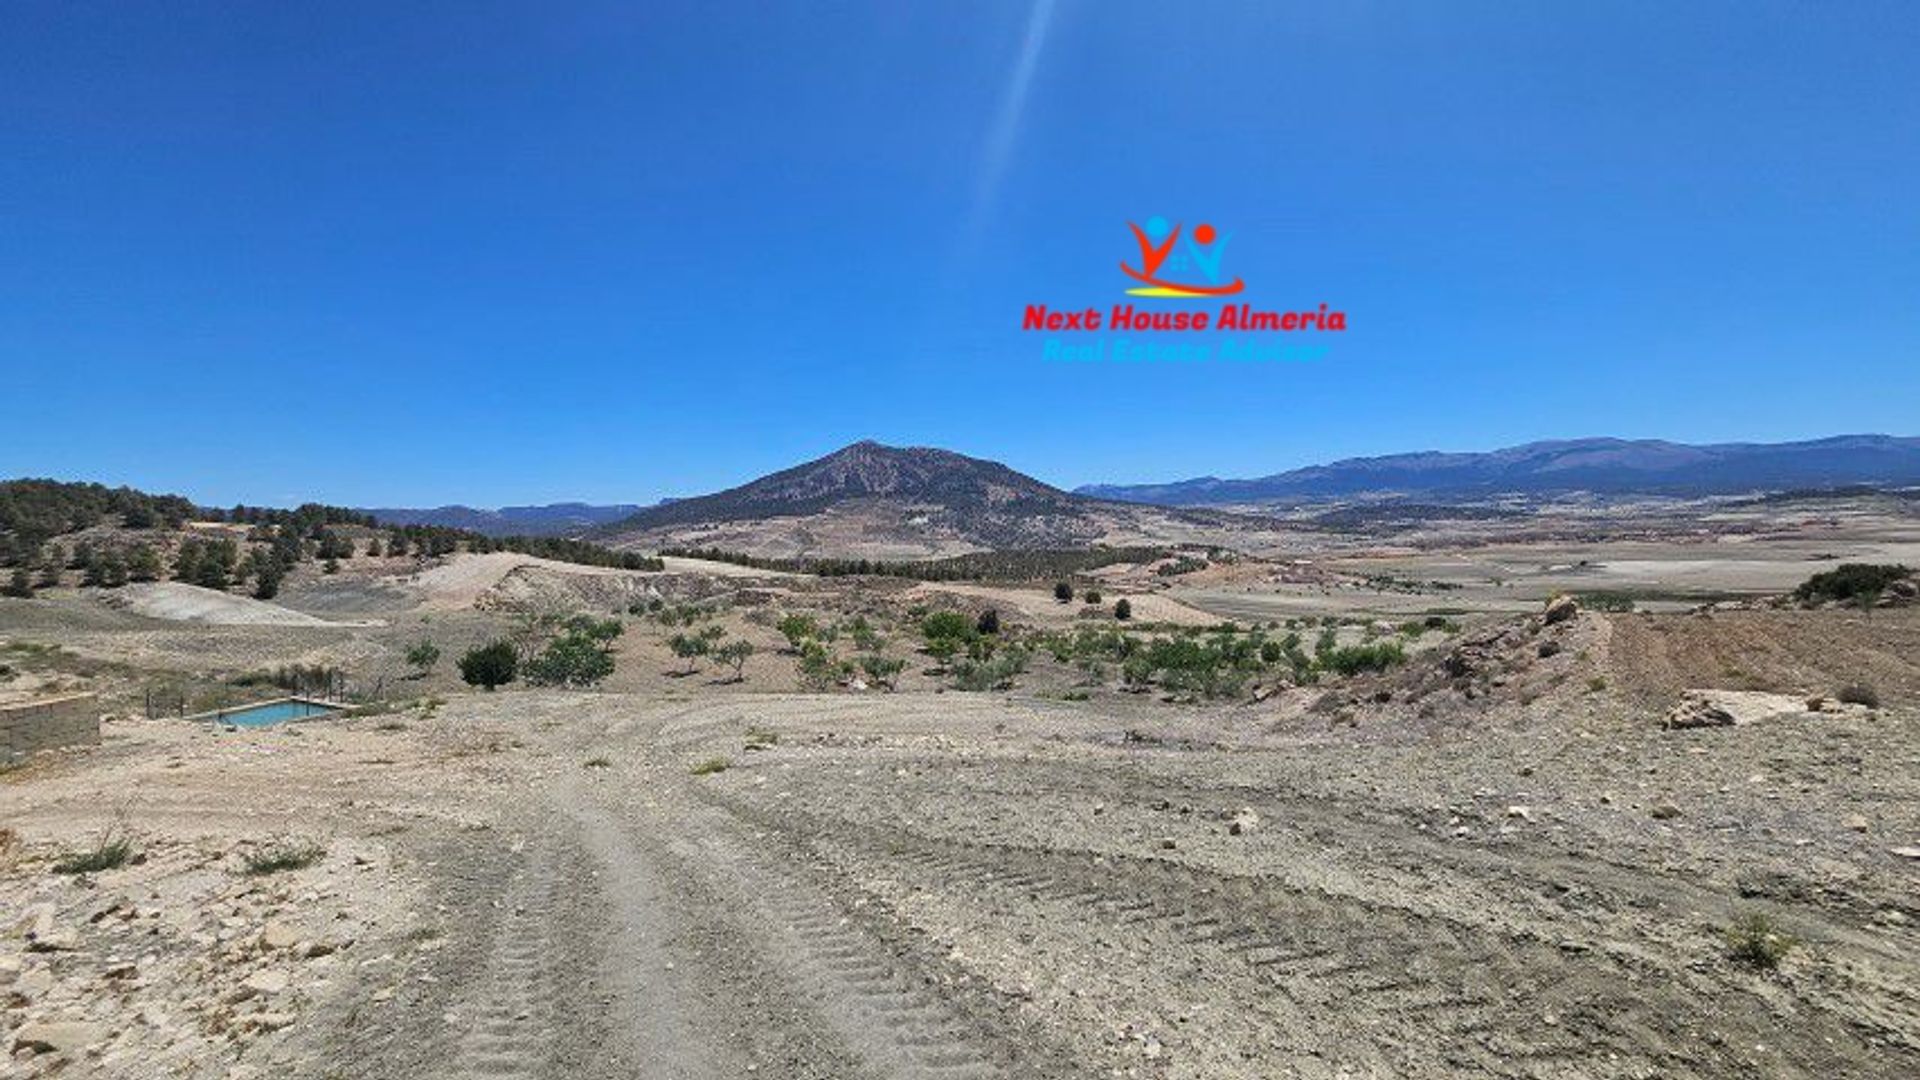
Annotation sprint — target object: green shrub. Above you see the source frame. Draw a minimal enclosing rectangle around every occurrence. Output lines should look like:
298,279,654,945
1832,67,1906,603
563,615,624,642
404,640,441,675
242,840,325,876
920,609,974,641
795,639,850,689
53,833,134,874
1724,911,1795,969
714,639,755,681
1794,564,1911,604
857,652,905,689
689,757,730,776
667,632,711,673
776,613,818,651
1318,641,1406,677
525,632,615,688
1572,591,1638,612
949,647,1029,691
458,641,518,690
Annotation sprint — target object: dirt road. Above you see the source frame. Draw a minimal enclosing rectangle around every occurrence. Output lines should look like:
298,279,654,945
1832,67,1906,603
5,689,1917,1078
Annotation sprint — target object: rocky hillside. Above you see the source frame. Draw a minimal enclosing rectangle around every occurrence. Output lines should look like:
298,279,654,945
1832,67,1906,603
593,441,1275,559
609,441,1081,529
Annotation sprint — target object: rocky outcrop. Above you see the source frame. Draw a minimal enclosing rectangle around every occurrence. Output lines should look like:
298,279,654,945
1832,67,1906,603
1662,697,1736,730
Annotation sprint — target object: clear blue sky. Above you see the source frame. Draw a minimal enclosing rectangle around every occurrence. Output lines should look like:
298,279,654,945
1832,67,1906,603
3,2,1916,507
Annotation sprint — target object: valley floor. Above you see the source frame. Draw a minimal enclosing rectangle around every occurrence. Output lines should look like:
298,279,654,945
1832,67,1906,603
4,684,1917,1079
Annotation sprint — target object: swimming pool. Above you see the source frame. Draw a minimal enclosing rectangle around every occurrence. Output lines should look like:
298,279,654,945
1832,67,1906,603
199,698,340,727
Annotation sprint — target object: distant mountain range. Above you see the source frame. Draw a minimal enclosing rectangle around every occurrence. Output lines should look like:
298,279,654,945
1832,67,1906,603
361,502,644,537
1076,435,1920,506
588,440,1165,556
356,434,1920,553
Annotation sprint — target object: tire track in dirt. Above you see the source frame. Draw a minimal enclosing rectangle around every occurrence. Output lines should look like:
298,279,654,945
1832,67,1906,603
708,784,1916,1079
617,779,1075,1079
440,839,569,1079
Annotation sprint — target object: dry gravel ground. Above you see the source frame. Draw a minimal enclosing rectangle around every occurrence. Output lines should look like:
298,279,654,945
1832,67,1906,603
4,668,1917,1079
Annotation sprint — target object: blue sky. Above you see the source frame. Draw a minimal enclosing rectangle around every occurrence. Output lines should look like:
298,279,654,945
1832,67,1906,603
3,2,1916,507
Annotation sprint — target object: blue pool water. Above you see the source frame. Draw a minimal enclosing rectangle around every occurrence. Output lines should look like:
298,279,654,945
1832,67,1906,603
214,699,338,727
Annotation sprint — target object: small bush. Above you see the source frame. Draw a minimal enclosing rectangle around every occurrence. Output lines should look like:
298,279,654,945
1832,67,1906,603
242,840,325,876
1794,563,1911,604
53,833,134,874
582,756,613,769
1113,598,1132,620
458,641,518,690
1724,911,1795,970
404,640,441,675
689,757,730,776
949,647,1029,691
1318,641,1406,677
857,652,905,689
776,613,818,651
713,639,755,681
920,610,975,643
1836,682,1880,708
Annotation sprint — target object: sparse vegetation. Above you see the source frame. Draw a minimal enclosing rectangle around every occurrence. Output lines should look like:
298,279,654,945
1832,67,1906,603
1572,590,1638,612
777,613,818,652
52,831,135,874
241,840,325,876
405,640,441,677
689,757,730,776
1724,911,1795,970
1113,598,1132,620
949,646,1029,691
857,652,905,690
714,639,755,681
1317,641,1406,677
667,625,726,674
230,663,343,698
660,545,1166,582
1154,555,1207,577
